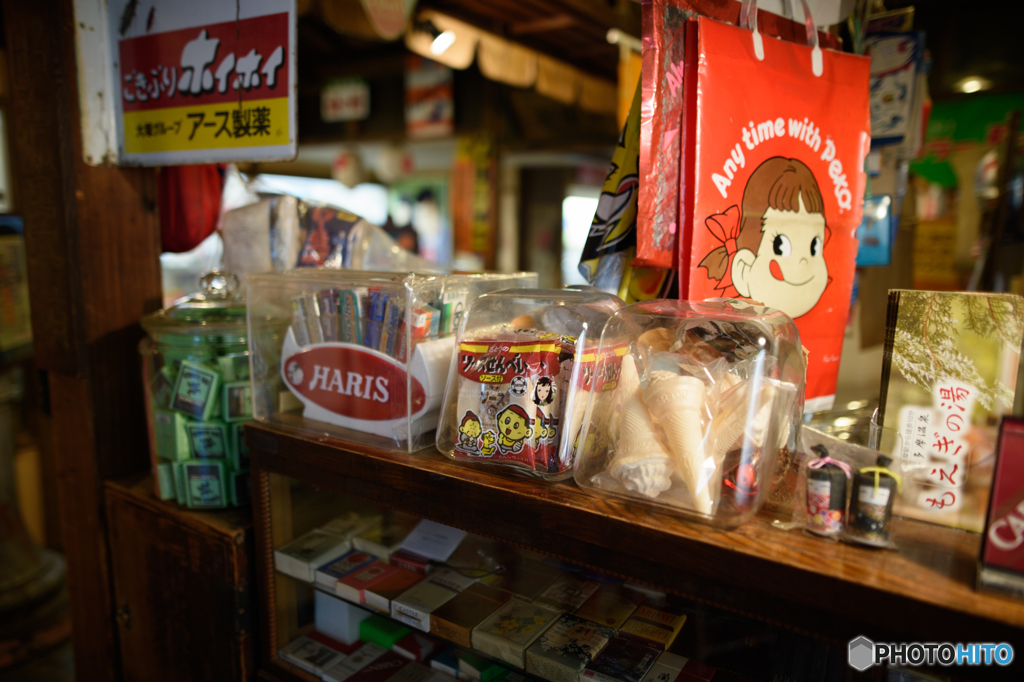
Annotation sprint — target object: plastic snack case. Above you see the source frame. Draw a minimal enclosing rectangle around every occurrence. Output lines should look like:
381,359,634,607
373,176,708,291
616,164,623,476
246,270,536,453
572,299,806,527
436,287,624,481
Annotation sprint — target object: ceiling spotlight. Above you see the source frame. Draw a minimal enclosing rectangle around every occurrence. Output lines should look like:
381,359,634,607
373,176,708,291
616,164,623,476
431,30,456,55
416,20,456,56
957,76,991,94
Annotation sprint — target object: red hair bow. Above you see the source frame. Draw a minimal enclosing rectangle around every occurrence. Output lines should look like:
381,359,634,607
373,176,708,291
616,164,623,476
705,206,741,289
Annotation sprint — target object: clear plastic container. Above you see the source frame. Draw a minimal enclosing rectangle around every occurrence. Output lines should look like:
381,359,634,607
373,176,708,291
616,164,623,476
436,288,624,481
246,270,536,453
140,272,260,509
571,299,806,527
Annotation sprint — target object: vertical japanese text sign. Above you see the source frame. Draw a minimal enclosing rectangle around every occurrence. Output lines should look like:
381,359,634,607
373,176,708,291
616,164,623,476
109,0,296,165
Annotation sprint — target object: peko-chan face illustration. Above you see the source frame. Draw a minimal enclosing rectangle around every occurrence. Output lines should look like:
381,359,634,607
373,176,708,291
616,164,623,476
731,193,829,319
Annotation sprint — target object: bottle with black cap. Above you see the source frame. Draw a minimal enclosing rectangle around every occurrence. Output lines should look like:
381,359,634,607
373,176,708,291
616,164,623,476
846,454,900,547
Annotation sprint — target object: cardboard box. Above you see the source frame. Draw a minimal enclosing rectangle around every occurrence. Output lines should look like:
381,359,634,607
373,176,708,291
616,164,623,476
393,632,440,662
471,599,561,668
316,551,377,591
276,531,355,583
431,582,514,648
495,559,563,602
525,613,616,682
392,569,476,631
618,605,686,650
639,652,715,682
315,590,373,645
360,613,411,649
322,646,405,682
575,586,643,630
354,512,420,562
580,635,662,682
534,574,601,612
279,635,344,676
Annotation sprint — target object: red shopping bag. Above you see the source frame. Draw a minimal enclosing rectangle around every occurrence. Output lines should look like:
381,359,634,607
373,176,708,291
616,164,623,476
637,0,839,271
681,4,871,412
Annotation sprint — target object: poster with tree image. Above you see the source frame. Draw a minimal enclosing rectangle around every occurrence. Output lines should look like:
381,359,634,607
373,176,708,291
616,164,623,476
879,290,1024,532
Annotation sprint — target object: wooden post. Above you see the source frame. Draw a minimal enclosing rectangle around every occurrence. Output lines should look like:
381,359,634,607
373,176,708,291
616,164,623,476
2,1,163,680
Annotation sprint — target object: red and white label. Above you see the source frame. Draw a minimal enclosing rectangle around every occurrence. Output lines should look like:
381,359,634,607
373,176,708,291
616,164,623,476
284,344,425,421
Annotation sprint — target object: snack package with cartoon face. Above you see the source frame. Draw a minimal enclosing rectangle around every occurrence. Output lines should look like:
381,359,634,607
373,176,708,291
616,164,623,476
681,16,871,414
452,330,571,471
437,288,625,481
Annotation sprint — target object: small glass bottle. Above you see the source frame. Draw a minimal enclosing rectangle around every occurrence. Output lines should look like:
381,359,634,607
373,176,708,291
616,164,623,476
805,445,850,537
846,455,900,547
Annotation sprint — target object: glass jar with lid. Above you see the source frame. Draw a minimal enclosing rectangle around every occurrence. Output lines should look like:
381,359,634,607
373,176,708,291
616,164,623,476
139,271,257,509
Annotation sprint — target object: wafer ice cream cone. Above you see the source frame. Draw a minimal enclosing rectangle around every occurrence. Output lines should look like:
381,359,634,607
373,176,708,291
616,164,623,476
609,355,673,498
643,371,712,514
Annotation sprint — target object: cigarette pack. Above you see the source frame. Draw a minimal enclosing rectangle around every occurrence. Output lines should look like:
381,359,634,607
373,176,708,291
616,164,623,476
458,652,506,681
525,614,616,682
279,635,344,676
389,662,454,682
155,462,176,500
322,512,383,540
431,648,465,678
471,599,561,668
320,642,388,682
308,629,364,656
315,589,373,645
229,472,250,507
639,652,715,682
339,652,412,682
360,613,411,649
229,423,249,471
217,352,250,382
151,364,177,409
364,566,423,613
618,605,686,650
534,574,601,613
353,512,419,562
390,549,432,576
393,632,440,662
317,551,377,591
275,531,355,583
431,582,514,648
171,360,222,421
183,460,227,508
153,408,191,462
339,288,367,345
185,421,229,459
579,635,661,682
494,560,562,602
574,586,643,630
222,381,253,422
391,568,476,631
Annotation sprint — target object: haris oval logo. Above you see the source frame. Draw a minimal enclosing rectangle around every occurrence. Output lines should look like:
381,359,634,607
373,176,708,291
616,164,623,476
284,345,425,420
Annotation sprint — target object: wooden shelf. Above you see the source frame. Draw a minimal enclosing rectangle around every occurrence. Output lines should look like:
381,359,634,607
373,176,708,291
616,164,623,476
247,419,1024,645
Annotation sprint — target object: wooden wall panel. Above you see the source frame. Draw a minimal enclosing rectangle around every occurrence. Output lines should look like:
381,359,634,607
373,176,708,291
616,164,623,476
2,1,164,680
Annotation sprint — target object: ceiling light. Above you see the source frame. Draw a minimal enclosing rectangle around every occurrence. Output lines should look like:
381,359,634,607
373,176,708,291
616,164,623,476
430,30,456,55
957,76,991,94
